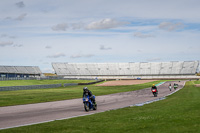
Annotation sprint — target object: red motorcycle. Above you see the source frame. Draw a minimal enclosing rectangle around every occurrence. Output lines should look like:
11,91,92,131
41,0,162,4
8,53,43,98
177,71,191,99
152,89,158,97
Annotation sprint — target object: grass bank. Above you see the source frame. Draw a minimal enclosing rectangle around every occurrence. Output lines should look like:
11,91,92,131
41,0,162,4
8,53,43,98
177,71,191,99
1,81,199,133
0,80,162,107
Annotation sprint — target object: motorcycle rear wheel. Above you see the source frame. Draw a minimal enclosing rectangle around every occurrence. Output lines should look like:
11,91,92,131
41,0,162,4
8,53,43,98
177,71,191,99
93,104,97,110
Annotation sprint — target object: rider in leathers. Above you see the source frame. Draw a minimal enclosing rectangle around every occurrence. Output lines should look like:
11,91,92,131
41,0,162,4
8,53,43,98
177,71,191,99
83,87,96,104
151,84,158,92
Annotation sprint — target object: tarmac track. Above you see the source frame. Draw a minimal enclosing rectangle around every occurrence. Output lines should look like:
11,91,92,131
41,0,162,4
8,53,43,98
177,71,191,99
0,81,185,130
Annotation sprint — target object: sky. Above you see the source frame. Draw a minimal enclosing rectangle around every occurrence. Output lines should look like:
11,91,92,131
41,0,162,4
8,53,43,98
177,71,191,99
0,0,200,73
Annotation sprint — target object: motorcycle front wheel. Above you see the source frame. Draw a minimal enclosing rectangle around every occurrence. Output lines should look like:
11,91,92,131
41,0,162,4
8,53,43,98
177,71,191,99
84,103,90,112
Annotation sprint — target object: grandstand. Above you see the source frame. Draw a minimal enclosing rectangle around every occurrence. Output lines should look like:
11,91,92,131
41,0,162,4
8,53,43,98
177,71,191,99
0,66,42,78
52,61,200,79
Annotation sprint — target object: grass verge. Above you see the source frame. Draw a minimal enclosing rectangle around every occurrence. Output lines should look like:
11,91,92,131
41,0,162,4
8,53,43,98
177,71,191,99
0,80,95,87
0,80,162,107
0,81,199,133
193,80,200,84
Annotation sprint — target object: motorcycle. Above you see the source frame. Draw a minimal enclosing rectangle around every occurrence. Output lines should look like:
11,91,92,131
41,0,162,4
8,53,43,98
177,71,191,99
152,89,158,97
169,86,172,91
174,84,178,90
83,95,97,112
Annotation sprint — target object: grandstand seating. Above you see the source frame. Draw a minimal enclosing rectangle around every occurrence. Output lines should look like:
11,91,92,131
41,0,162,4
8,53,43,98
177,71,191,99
52,61,199,79
15,66,29,74
0,66,42,74
0,66,8,73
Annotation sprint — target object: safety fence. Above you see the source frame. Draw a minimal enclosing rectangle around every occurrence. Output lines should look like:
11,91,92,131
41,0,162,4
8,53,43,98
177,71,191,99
0,84,62,91
0,76,97,81
0,76,66,81
0,77,38,81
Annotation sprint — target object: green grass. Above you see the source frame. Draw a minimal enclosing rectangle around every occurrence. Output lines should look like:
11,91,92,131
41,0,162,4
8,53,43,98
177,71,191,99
0,80,95,86
0,80,162,107
0,81,199,133
193,80,200,84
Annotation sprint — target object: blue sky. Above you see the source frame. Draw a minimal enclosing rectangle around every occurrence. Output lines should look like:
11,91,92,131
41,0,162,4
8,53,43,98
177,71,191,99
0,0,200,73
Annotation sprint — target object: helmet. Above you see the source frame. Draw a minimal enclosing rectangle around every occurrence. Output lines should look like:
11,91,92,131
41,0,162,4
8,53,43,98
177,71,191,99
83,87,88,91
152,84,155,86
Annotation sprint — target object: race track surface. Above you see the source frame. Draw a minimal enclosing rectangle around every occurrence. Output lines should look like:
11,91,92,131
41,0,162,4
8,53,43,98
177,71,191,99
0,81,185,129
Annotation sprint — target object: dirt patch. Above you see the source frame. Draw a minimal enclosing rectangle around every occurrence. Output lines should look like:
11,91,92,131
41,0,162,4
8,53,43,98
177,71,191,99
96,80,157,86
195,84,200,87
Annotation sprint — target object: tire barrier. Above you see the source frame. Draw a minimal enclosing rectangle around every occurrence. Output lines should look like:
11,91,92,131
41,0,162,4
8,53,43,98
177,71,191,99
0,84,62,91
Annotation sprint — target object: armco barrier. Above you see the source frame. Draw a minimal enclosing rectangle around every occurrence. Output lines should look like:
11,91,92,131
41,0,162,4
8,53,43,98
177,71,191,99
78,80,104,85
64,80,104,87
0,84,62,91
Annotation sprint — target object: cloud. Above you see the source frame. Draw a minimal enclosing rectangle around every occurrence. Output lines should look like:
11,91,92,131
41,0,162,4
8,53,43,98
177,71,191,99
71,22,84,30
86,18,129,30
0,34,8,37
13,44,23,47
1,34,16,39
4,17,12,20
15,1,25,8
52,23,68,31
146,58,161,62
43,62,50,65
100,45,112,50
9,36,16,39
70,54,94,59
15,13,27,21
47,53,66,58
51,19,128,31
159,22,185,31
134,32,155,38
0,41,13,47
45,45,52,49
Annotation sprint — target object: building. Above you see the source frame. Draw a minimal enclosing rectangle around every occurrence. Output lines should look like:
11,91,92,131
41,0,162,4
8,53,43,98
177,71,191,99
0,66,42,78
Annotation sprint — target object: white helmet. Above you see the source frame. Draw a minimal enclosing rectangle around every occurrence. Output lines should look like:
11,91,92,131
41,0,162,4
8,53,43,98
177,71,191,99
83,87,88,91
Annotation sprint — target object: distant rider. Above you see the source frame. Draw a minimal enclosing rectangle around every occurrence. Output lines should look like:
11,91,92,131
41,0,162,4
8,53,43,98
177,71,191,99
173,83,178,90
83,87,96,104
168,83,172,91
151,84,158,92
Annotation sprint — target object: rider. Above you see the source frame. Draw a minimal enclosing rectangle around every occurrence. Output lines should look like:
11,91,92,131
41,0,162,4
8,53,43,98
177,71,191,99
174,83,178,90
151,84,158,92
168,83,172,91
83,87,96,104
